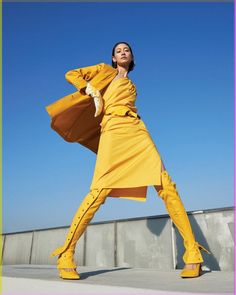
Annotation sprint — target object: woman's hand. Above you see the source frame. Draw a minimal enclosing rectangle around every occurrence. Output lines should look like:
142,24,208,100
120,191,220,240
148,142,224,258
85,82,104,117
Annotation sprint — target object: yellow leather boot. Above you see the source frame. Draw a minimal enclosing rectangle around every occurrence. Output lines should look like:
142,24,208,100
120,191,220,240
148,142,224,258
50,188,112,279
156,170,211,278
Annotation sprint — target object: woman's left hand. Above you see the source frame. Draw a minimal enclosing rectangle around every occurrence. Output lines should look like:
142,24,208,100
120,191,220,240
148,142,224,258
85,82,104,117
93,96,104,117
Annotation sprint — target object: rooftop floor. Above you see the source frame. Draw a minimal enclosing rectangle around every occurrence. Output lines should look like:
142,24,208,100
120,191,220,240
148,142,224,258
2,265,234,295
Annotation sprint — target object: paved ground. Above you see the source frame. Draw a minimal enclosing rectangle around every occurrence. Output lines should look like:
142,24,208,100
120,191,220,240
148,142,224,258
2,265,234,294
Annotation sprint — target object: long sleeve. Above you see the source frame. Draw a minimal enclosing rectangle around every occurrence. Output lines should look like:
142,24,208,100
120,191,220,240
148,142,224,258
65,62,105,94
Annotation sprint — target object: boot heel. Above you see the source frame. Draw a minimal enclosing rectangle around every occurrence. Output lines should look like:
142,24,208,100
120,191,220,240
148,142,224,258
181,263,201,278
59,268,80,280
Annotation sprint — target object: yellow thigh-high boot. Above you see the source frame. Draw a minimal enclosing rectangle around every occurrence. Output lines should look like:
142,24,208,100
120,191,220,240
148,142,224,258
155,170,211,278
50,187,112,280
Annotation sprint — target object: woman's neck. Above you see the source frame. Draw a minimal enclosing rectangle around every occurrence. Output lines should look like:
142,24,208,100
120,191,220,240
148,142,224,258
116,66,128,78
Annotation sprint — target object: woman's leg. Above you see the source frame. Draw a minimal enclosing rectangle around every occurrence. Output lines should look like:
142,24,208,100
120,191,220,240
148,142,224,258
50,187,112,277
154,161,207,271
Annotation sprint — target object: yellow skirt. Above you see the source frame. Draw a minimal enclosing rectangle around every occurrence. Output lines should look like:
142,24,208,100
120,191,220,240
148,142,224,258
90,114,163,202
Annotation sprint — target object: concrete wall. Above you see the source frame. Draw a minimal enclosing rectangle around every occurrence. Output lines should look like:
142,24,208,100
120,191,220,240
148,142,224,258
1,234,5,260
2,232,33,264
117,217,173,270
86,223,115,267
1,207,234,271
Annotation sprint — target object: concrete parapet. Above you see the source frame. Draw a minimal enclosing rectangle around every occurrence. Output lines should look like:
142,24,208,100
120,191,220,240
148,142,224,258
86,223,115,267
117,217,173,269
3,232,33,264
2,206,234,271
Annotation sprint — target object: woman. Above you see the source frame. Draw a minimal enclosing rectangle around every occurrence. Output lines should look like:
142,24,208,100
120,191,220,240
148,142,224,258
47,41,210,280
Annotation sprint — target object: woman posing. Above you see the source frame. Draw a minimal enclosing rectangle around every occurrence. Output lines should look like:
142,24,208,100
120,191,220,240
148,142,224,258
46,41,210,280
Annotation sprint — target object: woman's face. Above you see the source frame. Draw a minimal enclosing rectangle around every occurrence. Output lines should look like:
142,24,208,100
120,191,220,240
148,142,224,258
112,43,133,68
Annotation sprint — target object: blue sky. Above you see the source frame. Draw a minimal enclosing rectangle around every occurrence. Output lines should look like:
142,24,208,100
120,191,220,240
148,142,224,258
2,2,234,233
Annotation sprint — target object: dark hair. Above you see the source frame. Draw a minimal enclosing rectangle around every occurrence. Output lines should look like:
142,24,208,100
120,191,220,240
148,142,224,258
111,41,135,73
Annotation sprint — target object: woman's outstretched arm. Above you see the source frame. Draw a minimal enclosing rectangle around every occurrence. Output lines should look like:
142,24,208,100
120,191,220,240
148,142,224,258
65,63,105,94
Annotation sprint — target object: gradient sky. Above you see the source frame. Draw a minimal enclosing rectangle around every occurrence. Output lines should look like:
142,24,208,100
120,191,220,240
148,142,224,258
2,2,234,233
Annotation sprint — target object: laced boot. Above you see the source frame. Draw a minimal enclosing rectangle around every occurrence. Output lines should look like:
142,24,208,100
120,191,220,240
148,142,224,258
156,170,211,278
50,188,111,279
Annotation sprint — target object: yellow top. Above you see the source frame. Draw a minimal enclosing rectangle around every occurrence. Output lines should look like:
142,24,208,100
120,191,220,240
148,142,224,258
100,77,139,131
90,77,163,202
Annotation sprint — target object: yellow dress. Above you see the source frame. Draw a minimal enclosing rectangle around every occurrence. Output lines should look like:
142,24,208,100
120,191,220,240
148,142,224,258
90,77,163,202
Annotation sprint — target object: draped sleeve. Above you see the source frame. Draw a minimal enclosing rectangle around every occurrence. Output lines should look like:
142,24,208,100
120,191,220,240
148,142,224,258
65,63,105,94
